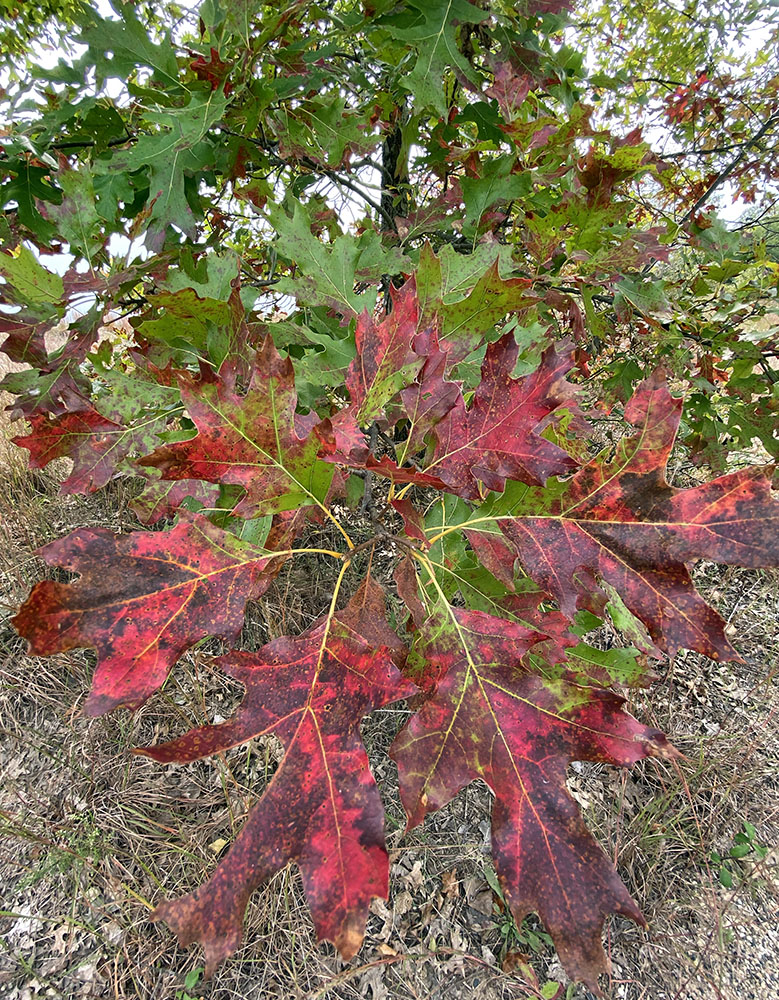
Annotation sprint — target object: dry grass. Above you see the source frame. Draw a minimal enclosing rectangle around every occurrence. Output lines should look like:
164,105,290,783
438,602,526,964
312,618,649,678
1,416,777,1000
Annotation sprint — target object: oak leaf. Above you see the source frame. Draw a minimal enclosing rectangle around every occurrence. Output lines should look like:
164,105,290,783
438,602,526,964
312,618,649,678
426,336,580,498
416,243,536,363
140,336,334,516
13,404,164,493
13,513,281,716
138,575,416,974
345,277,424,425
391,604,674,990
493,373,779,659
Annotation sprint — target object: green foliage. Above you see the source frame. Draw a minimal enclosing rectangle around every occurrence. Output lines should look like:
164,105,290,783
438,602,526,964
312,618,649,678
710,820,769,888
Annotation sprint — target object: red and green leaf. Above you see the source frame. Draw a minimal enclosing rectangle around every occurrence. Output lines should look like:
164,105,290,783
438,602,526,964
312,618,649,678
391,603,674,990
417,243,537,364
424,336,580,498
140,337,334,516
481,373,779,659
345,277,425,424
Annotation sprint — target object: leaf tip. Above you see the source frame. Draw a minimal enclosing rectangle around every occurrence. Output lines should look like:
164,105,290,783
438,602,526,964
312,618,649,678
333,911,366,961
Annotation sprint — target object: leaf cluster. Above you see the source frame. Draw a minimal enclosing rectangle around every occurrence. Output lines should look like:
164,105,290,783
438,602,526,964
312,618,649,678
2,0,778,993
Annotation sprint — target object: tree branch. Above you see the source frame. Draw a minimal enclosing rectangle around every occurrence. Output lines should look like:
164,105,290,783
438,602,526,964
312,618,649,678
677,111,779,228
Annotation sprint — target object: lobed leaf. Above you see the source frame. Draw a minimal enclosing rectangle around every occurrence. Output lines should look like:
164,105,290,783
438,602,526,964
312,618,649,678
13,513,283,716
391,603,674,990
140,336,334,517
139,575,416,974
478,373,779,659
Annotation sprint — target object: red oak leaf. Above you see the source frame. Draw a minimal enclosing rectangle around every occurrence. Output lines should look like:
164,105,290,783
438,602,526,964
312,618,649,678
496,373,779,659
12,512,281,716
465,527,520,590
485,62,531,120
1,315,52,370
140,336,334,516
391,605,674,991
390,497,427,542
190,47,232,93
2,363,90,419
138,575,416,974
13,404,158,493
0,305,100,378
425,336,580,498
345,277,424,424
394,554,427,629
416,244,537,365
322,336,580,498
317,417,451,491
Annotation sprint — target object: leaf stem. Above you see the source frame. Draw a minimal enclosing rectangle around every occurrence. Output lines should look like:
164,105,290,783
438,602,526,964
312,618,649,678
426,514,502,545
267,546,345,561
315,555,355,671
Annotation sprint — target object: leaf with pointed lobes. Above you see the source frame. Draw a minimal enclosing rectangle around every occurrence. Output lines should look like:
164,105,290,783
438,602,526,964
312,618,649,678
497,372,779,661
485,61,532,121
391,604,675,991
424,337,580,500
12,512,281,717
391,498,427,543
13,403,166,493
1,307,102,416
0,361,91,419
137,576,417,976
140,336,334,517
1,316,49,370
416,243,537,365
346,277,424,425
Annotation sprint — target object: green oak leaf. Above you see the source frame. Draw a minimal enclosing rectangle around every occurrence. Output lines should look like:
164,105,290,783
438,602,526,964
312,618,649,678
267,199,410,317
0,245,64,306
382,0,488,116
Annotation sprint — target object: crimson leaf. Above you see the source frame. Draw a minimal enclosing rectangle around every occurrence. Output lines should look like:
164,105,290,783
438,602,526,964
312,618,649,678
391,604,674,990
13,513,282,716
138,575,416,973
477,373,779,659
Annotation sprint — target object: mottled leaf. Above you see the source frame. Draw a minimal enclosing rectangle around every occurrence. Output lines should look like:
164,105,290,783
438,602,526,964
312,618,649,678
382,0,488,115
39,158,104,258
131,479,221,524
391,604,674,990
0,244,64,305
139,576,416,973
13,403,166,492
425,336,580,498
347,277,424,423
112,91,228,247
493,374,779,659
141,337,334,516
13,513,281,716
416,243,535,364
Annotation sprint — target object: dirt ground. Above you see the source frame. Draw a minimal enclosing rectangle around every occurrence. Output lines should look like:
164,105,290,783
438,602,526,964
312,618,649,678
1,400,777,1000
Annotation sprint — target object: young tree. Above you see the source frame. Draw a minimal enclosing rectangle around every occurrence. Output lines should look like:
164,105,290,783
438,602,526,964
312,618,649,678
1,0,777,991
